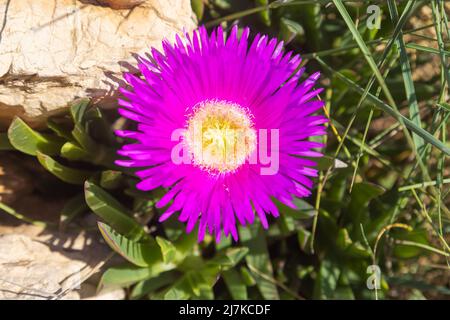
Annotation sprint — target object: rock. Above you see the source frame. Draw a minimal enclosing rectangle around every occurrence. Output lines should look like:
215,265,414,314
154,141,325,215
85,0,147,10
0,220,116,299
0,234,86,299
0,0,196,128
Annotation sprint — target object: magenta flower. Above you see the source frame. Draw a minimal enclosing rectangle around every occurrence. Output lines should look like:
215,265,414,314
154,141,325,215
115,25,327,242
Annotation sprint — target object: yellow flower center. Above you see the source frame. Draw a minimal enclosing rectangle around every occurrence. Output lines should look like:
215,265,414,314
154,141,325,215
184,100,257,174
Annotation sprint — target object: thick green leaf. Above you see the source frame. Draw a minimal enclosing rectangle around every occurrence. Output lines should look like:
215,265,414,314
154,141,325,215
212,0,231,10
278,213,296,235
336,228,371,258
299,3,322,50
47,118,73,141
162,276,192,300
72,123,97,152
317,155,348,171
175,255,203,273
85,107,116,146
223,269,248,300
276,198,316,220
239,224,279,299
130,270,179,299
338,272,356,300
255,0,270,26
336,228,353,249
59,193,87,230
100,170,123,190
60,142,90,161
347,182,385,238
173,231,198,256
192,264,220,299
8,117,63,156
100,264,158,288
162,256,219,300
70,98,90,124
297,226,312,253
156,237,177,264
69,100,100,153
348,183,385,215
191,0,204,21
98,222,163,267
209,247,249,270
185,268,216,299
392,229,430,259
85,181,147,241
160,218,185,242
240,266,256,286
279,17,304,44
313,259,340,299
36,152,93,184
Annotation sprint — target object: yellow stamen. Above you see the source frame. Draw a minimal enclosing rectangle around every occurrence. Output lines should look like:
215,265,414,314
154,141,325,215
184,100,257,174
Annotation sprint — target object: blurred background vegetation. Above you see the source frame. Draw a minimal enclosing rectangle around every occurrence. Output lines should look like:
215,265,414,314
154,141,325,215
0,0,449,299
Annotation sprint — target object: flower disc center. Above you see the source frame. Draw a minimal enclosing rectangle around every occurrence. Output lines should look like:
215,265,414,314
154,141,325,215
184,100,257,174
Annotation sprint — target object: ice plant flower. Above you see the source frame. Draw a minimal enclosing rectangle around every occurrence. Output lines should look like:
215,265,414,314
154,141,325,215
115,25,327,242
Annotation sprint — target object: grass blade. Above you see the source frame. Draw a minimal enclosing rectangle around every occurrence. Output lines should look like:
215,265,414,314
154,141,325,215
332,0,397,109
316,57,450,156
387,0,424,152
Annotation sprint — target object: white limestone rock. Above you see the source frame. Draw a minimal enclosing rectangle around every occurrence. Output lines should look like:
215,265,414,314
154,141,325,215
0,0,196,128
